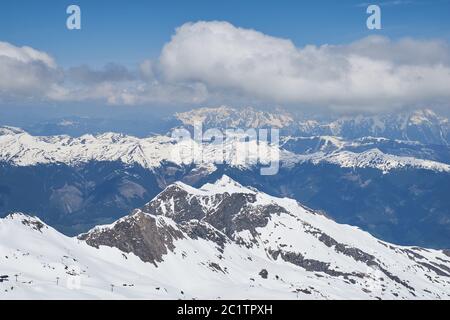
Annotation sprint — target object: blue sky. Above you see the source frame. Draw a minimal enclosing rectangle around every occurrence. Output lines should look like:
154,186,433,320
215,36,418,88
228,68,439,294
0,0,450,114
1,0,450,67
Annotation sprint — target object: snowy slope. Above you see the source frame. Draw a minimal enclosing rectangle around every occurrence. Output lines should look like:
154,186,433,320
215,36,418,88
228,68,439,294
0,126,280,170
289,148,450,173
1,177,450,300
1,127,449,173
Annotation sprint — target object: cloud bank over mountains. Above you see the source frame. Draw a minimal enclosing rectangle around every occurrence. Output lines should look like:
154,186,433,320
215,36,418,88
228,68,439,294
0,41,62,101
1,21,450,112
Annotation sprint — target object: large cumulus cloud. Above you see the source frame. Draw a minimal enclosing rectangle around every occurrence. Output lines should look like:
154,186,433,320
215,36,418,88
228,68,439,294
159,21,450,111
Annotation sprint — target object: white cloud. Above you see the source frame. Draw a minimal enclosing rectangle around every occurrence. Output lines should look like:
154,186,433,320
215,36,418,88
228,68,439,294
1,21,450,112
0,42,56,68
159,21,450,111
0,41,63,102
0,41,207,106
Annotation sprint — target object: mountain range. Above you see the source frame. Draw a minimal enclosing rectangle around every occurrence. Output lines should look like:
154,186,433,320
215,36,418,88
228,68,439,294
176,106,450,145
1,107,450,249
2,176,450,299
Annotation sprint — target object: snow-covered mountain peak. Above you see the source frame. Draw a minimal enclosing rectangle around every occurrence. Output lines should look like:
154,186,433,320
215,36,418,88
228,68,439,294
208,174,245,188
171,180,205,195
0,126,25,136
170,175,248,196
199,175,253,194
74,180,450,299
409,109,441,125
2,181,450,299
1,212,48,233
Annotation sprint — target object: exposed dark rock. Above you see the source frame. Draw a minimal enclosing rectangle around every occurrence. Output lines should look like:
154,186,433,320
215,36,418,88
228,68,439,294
180,220,229,252
269,249,358,278
141,185,206,222
375,265,415,292
78,211,184,265
208,262,226,274
297,288,312,295
259,269,268,279
21,218,45,232
417,261,450,277
7,214,46,233
400,248,426,260
436,256,450,264
303,222,375,264
141,185,286,241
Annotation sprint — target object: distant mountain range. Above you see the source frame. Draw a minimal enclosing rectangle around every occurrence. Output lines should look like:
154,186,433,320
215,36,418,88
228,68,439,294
175,106,295,129
1,125,448,173
176,106,450,145
1,107,450,249
2,177,450,299
7,106,450,147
